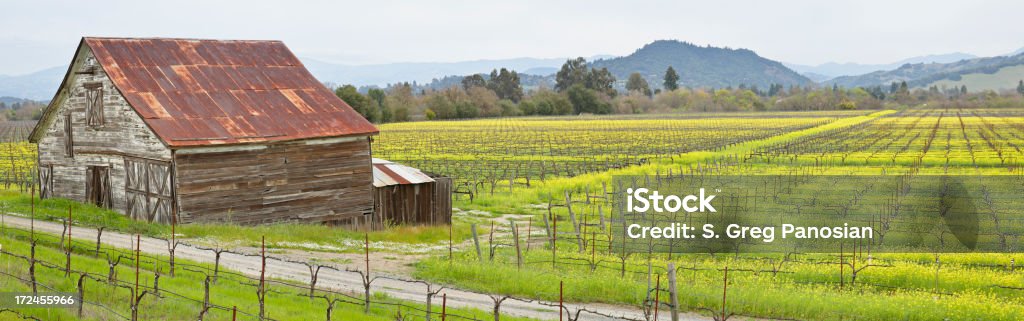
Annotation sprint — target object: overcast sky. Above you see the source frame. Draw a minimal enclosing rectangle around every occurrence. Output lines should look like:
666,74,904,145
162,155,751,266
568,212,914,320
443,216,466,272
1,0,1022,75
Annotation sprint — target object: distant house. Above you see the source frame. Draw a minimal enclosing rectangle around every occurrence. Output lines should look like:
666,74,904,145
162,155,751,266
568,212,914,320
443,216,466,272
28,37,379,225
363,158,451,229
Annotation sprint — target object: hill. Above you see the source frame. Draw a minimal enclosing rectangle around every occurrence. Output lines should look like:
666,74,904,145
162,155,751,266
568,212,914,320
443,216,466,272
589,40,813,90
826,53,1024,90
924,65,1024,92
785,52,977,79
0,66,65,101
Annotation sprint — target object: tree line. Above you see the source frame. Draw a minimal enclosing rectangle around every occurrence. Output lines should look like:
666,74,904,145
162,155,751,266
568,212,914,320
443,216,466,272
331,60,1024,123
0,100,46,121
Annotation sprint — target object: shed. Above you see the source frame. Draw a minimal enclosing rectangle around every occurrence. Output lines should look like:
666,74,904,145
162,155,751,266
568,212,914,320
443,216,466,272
29,37,379,225
359,158,451,229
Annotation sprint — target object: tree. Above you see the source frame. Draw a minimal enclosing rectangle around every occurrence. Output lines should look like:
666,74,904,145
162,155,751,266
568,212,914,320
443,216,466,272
588,67,617,97
555,57,616,97
384,83,415,122
625,73,652,97
367,88,390,122
663,66,679,91
466,86,501,117
335,85,376,122
555,57,590,92
461,74,487,91
898,81,909,95
960,85,968,95
567,84,612,114
519,89,572,116
1017,80,1024,95
486,68,524,102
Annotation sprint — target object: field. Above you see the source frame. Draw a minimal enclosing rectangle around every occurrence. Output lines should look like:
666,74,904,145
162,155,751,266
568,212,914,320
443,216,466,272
379,108,1024,320
2,107,1024,320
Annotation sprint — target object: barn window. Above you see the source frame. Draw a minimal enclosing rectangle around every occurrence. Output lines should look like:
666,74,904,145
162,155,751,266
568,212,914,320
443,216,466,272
63,113,74,157
84,82,104,126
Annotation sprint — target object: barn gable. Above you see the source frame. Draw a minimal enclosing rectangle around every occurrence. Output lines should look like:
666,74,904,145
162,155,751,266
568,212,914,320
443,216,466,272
31,42,172,214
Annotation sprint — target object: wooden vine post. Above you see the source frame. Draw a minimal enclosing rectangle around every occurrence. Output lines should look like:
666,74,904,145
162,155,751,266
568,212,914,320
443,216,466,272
65,206,72,277
259,236,266,320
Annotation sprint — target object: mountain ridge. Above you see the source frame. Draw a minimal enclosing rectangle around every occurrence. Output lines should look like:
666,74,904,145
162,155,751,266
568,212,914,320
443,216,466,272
590,40,812,89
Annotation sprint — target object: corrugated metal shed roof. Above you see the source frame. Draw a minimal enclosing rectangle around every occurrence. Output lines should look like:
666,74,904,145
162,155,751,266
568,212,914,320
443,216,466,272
372,158,434,187
83,37,378,147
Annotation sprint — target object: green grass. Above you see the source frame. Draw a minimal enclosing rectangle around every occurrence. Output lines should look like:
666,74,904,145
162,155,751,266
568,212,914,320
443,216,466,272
414,245,1024,320
0,228,538,321
0,189,476,253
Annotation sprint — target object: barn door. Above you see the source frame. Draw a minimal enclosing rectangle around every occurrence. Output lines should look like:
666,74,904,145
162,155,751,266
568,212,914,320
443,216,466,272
85,166,111,208
125,158,174,223
38,165,53,199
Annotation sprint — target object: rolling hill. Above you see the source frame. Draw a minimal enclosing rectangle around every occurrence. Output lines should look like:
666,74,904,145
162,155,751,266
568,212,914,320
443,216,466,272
785,52,978,79
826,53,1024,90
590,40,813,90
924,65,1024,92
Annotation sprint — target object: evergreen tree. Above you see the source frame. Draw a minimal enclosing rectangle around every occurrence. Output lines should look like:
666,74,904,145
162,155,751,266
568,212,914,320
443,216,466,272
663,66,679,91
1017,80,1024,95
960,85,968,95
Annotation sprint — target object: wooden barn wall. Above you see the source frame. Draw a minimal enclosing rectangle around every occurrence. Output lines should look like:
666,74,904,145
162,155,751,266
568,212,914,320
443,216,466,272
173,137,373,224
37,45,172,214
368,177,452,229
431,177,453,224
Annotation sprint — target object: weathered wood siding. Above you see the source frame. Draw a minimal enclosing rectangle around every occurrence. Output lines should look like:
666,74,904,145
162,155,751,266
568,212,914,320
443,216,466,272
174,137,373,224
371,178,452,228
37,45,172,214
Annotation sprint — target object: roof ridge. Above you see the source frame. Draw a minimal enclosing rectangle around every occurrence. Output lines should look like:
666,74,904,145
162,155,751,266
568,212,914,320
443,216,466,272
83,36,284,43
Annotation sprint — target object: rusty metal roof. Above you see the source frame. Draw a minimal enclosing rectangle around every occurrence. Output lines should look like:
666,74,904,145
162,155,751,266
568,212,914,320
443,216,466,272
84,37,378,147
372,158,435,187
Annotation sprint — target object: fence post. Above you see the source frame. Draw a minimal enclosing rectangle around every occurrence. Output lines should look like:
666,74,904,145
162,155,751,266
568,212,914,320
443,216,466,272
441,293,447,321
259,236,266,320
668,263,679,321
512,222,522,269
559,280,564,321
721,266,729,321
472,223,482,261
65,206,72,277
566,191,583,253
654,273,660,321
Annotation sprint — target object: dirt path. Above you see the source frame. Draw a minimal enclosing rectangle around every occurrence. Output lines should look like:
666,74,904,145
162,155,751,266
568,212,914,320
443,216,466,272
1,214,712,321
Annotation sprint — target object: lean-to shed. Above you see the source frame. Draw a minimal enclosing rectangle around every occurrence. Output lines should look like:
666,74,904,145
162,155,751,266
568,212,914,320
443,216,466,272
358,158,451,229
28,37,379,225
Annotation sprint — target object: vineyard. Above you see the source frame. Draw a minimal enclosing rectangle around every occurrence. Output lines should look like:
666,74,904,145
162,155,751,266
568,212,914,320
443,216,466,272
2,107,1024,320
0,121,37,192
378,108,1024,320
372,113,858,197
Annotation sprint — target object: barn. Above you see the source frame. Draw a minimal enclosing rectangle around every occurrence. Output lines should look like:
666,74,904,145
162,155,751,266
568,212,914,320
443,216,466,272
365,158,452,229
28,37,379,225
